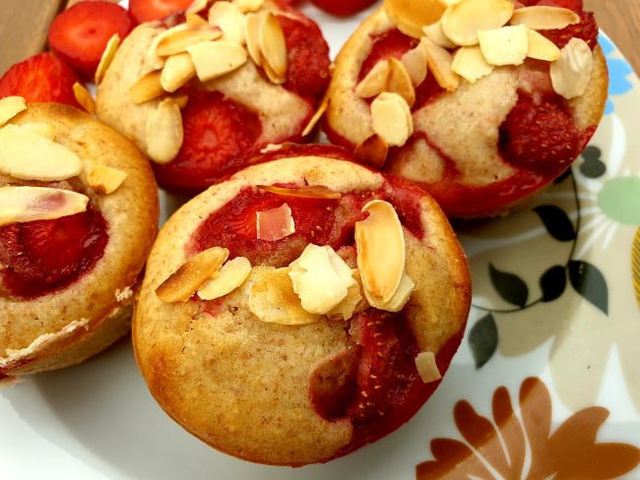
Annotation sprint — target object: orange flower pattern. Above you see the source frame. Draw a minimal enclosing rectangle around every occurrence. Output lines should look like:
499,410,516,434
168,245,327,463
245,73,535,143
417,378,640,479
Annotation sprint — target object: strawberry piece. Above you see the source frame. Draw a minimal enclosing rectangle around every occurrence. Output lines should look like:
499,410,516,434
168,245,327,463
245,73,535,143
0,209,108,298
0,53,80,107
48,1,133,79
359,29,418,81
152,92,262,192
499,91,579,176
310,0,377,17
540,11,598,49
535,0,583,12
129,0,194,23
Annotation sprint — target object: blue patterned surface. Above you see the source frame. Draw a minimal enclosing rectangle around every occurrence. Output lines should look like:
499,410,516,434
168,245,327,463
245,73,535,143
601,36,634,114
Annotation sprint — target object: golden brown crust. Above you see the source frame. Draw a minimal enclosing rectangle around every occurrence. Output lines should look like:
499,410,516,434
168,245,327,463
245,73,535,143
0,103,159,378
133,155,470,465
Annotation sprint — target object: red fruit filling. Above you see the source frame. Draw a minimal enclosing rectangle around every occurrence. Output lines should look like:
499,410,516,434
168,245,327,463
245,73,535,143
129,0,193,24
0,207,109,299
541,11,598,50
0,53,80,107
535,0,583,12
48,1,134,79
310,0,377,17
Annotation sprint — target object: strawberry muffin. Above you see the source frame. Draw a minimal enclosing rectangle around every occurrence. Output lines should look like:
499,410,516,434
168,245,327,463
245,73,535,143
0,100,158,381
133,145,471,465
324,0,608,217
96,0,331,193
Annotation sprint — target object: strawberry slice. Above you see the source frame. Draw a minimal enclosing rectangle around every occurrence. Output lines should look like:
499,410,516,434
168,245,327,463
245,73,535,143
310,0,377,17
129,0,194,24
535,0,583,12
540,11,598,50
0,53,80,107
359,29,418,81
48,1,133,80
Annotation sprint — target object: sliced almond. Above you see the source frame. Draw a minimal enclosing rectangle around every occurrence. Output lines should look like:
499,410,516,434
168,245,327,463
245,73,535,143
72,82,96,114
186,12,209,28
451,46,494,83
86,165,127,195
387,58,416,106
198,256,252,300
550,37,593,100
259,12,287,83
233,0,264,13
478,25,529,66
0,124,82,181
145,98,183,164
326,270,365,321
156,26,222,57
527,28,561,61
130,71,164,105
355,200,406,303
510,6,580,30
247,266,320,325
415,351,442,383
354,134,389,169
245,12,264,65
422,37,460,92
156,247,229,303
289,244,356,315
401,41,429,87
371,92,413,148
0,96,26,126
256,203,295,241
364,271,414,312
441,0,514,47
187,0,209,13
187,41,248,82
258,185,342,200
95,34,120,84
302,93,329,137
0,186,88,227
208,1,246,45
422,21,456,49
383,0,450,39
161,52,197,93
18,122,56,140
146,25,191,72
355,60,390,99
173,94,189,109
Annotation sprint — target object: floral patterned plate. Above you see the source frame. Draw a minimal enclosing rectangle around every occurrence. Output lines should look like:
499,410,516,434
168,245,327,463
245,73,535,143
1,4,639,479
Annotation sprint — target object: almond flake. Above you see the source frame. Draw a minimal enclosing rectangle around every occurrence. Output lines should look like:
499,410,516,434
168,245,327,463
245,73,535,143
0,124,82,181
208,1,246,45
161,52,197,93
72,82,96,114
387,58,416,106
156,246,229,303
510,6,580,30
95,34,120,84
130,71,164,105
355,200,406,303
146,25,191,72
478,25,528,66
187,0,209,13
260,143,284,153
18,122,56,140
326,269,364,320
186,12,209,28
145,98,184,164
187,41,248,82
370,92,413,147
550,37,593,100
198,256,252,300
155,26,222,57
259,12,287,83
258,185,342,200
356,60,390,99
415,351,442,383
302,93,329,136
245,13,264,65
86,165,127,194
441,0,514,47
0,96,26,126
422,37,460,92
527,28,561,61
451,46,494,83
247,267,320,325
256,203,295,241
173,94,189,109
233,0,264,13
422,21,456,49
289,244,356,315
354,134,389,169
0,186,88,227
364,271,414,312
383,0,451,39
401,41,429,87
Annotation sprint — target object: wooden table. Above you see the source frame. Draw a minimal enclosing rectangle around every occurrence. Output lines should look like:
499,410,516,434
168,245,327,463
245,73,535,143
0,0,639,75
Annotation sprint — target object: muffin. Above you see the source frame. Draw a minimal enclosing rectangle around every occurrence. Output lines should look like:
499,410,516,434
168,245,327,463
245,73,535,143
96,0,331,193
324,0,608,217
0,100,158,380
133,145,471,465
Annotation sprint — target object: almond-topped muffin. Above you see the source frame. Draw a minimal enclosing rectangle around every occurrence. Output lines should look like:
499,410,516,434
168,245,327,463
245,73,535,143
96,0,331,193
133,145,471,465
0,100,158,381
324,0,608,218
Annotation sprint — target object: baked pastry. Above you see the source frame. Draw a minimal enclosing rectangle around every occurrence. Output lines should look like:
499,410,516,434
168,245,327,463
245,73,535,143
324,0,608,217
133,145,471,465
96,0,331,193
0,100,158,381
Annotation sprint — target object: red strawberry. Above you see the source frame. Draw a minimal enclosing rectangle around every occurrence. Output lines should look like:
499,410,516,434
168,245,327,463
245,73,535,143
499,92,580,176
310,0,377,17
152,92,262,192
535,0,583,12
129,0,194,23
0,53,80,107
48,1,133,79
359,29,418,81
541,11,598,49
